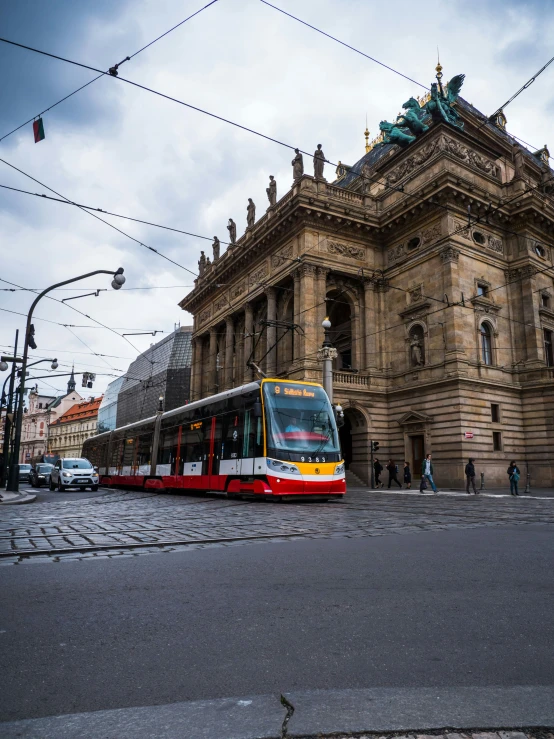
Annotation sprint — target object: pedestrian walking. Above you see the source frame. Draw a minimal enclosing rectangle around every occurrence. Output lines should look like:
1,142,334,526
420,453,438,493
465,458,478,494
374,458,383,488
403,461,412,489
386,459,402,488
507,460,520,496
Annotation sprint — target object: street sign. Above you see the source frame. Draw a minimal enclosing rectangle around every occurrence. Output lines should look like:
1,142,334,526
464,432,474,439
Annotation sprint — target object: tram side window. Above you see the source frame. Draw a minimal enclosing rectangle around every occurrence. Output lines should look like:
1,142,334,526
136,433,152,468
242,409,263,458
222,412,242,460
109,438,124,469
183,425,204,464
158,426,180,468
122,437,136,467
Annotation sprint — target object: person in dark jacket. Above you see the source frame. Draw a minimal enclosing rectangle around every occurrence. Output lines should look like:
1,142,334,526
465,458,478,494
374,458,383,488
507,461,520,496
386,459,402,488
403,461,412,489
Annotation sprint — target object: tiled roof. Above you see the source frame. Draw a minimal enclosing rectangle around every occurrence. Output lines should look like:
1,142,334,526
55,396,103,425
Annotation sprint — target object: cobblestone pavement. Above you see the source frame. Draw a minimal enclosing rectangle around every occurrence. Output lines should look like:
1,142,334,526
0,486,553,566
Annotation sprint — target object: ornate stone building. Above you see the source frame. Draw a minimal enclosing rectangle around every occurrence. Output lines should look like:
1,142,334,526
180,71,554,487
49,396,102,459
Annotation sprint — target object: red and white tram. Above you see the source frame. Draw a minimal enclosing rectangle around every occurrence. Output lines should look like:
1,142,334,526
82,379,346,500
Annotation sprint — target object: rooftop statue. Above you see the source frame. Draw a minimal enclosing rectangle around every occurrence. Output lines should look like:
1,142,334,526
379,120,416,148
396,97,429,136
424,74,465,130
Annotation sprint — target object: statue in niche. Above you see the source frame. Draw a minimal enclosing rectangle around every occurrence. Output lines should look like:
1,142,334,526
212,236,220,261
313,144,326,179
291,148,304,181
227,218,237,244
198,250,206,276
410,328,425,367
266,175,277,206
247,198,256,228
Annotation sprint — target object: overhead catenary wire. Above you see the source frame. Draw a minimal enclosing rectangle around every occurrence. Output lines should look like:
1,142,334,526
0,0,220,144
0,156,199,277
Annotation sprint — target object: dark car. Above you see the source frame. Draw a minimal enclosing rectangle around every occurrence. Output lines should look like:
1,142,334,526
29,463,55,488
17,463,32,483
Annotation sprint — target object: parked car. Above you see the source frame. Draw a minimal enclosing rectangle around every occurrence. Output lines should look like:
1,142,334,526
17,463,32,483
50,458,99,492
29,463,55,488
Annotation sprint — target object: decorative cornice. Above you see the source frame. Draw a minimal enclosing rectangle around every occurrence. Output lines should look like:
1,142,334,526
440,247,460,263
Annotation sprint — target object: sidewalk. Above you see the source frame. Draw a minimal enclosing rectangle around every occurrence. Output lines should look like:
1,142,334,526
0,490,37,505
356,486,554,500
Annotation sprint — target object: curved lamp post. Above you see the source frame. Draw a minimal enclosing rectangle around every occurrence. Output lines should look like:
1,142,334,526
6,268,125,492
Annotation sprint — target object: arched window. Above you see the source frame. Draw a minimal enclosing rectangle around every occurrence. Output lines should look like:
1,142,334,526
480,323,493,365
409,325,425,367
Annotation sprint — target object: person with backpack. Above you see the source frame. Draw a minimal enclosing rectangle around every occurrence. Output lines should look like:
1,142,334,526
465,458,478,494
386,459,402,488
507,460,520,495
373,458,384,488
403,461,412,489
420,453,438,493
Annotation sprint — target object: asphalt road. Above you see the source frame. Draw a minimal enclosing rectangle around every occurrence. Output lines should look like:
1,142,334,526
1,523,553,724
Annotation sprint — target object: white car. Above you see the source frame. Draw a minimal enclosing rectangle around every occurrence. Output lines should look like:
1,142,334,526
50,458,99,492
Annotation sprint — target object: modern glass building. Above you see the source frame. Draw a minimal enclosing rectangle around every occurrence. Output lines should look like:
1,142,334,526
97,376,125,434
116,326,193,428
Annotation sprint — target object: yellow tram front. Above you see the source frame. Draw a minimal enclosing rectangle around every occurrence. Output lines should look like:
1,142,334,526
258,379,345,499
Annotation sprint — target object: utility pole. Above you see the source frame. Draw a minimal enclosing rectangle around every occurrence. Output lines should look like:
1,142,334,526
0,330,19,489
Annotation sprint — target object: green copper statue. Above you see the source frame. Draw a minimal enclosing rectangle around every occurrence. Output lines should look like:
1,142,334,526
396,97,429,136
424,74,465,130
375,71,465,152
378,120,416,148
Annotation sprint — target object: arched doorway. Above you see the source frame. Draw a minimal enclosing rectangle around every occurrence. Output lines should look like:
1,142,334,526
339,413,353,469
328,290,353,370
338,406,369,483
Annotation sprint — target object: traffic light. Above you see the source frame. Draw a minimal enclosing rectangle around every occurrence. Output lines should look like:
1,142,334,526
81,372,96,389
371,440,379,452
28,324,37,350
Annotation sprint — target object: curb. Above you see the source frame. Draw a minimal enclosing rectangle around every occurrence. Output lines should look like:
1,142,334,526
1,686,553,739
0,492,37,505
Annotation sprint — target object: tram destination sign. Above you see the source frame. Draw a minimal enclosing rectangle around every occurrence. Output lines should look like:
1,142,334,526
271,383,316,398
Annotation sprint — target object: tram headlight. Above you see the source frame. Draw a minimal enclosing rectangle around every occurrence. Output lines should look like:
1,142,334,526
334,463,345,475
267,458,301,475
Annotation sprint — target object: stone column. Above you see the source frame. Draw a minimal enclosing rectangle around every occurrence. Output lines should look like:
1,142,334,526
265,287,277,377
224,316,234,390
351,287,361,370
316,268,328,334
208,327,218,395
293,269,301,361
440,246,465,362
364,279,377,370
243,303,254,383
299,264,317,365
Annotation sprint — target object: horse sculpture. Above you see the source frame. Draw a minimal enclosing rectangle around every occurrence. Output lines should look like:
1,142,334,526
396,97,429,136
378,120,416,148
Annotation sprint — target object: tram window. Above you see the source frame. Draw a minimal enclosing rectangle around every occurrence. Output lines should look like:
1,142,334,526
110,438,124,467
222,413,242,460
158,427,180,467
122,437,136,467
136,433,152,467
183,425,204,463
243,410,264,458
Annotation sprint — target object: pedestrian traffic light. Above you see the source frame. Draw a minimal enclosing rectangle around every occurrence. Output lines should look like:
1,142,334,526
372,441,379,452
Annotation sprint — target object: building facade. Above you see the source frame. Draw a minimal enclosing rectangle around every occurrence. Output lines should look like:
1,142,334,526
20,389,56,462
180,72,554,487
97,376,125,434
116,326,193,428
49,396,102,459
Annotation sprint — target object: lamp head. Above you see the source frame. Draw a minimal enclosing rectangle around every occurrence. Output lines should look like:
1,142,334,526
51,359,58,370
322,317,331,330
0,361,8,372
112,268,126,287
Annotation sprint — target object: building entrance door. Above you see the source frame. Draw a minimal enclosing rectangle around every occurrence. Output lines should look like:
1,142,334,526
411,435,424,478
338,413,353,469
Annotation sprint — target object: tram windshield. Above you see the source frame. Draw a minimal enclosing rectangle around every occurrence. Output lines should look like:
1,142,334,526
263,382,340,455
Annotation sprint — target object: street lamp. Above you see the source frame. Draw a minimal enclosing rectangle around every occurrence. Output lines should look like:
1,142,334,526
7,267,125,493
317,317,338,402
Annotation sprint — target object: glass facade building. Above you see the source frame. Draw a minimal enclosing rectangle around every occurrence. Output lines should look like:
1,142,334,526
116,327,193,428
97,376,125,434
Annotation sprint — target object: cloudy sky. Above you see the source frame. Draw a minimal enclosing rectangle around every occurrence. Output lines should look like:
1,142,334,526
1,0,553,398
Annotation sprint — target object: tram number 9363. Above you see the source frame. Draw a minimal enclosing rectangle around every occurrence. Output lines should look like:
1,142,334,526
300,456,325,463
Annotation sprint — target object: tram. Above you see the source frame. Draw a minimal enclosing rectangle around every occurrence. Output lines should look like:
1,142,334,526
82,379,346,500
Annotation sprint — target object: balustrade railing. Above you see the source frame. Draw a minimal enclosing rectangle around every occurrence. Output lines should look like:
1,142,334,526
332,371,370,387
